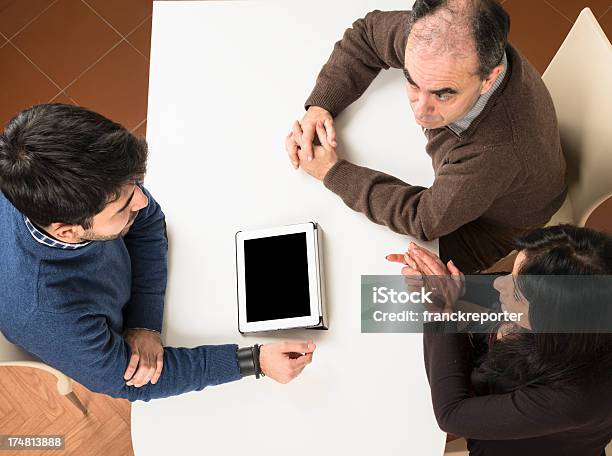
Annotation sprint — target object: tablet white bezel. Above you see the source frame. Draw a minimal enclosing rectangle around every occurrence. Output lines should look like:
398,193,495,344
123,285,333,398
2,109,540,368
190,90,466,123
236,223,321,332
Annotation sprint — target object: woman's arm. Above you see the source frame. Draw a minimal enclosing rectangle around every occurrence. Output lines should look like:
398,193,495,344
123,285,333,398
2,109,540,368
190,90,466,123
423,329,590,440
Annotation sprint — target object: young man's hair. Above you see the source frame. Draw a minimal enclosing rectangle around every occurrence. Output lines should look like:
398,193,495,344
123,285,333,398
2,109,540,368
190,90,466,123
0,104,148,229
408,0,510,79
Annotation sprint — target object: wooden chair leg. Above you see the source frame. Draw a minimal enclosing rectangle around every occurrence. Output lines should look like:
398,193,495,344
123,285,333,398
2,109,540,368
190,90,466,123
65,391,88,415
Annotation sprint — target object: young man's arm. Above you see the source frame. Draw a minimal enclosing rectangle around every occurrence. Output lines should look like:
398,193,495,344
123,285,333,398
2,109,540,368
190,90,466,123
26,307,241,402
121,186,167,333
25,306,315,402
305,10,410,117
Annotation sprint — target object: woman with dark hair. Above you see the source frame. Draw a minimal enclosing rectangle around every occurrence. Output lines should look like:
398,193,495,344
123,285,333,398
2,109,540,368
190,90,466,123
387,224,612,456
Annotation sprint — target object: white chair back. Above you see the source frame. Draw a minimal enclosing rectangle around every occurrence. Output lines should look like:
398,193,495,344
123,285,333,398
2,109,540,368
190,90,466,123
543,8,612,226
0,330,37,364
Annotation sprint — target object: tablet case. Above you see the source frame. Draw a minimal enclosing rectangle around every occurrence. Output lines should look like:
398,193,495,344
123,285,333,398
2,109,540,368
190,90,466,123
236,222,328,333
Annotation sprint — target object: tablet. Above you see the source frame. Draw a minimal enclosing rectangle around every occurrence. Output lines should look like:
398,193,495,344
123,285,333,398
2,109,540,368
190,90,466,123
235,222,327,333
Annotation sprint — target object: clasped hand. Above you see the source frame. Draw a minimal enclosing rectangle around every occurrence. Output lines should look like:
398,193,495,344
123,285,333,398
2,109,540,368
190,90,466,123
285,106,338,180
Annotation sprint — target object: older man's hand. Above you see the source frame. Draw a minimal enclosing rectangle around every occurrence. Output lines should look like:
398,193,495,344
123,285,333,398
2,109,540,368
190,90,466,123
124,328,164,387
286,106,336,168
285,120,338,181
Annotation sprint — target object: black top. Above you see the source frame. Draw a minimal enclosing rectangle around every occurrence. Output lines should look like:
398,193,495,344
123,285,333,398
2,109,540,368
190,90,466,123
423,327,612,455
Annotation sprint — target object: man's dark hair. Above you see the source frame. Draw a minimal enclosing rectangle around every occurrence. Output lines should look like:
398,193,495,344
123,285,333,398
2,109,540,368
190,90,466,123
408,0,510,79
0,104,148,229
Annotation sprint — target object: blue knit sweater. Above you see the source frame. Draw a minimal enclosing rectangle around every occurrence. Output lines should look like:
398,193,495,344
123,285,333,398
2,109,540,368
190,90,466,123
0,189,241,402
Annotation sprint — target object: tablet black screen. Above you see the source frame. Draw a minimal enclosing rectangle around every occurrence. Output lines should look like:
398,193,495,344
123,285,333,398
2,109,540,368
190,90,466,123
244,232,311,322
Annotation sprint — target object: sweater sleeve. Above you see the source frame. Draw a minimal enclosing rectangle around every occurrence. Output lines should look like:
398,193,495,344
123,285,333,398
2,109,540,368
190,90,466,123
423,329,591,439
122,186,167,332
305,10,409,117
26,307,241,402
323,144,520,241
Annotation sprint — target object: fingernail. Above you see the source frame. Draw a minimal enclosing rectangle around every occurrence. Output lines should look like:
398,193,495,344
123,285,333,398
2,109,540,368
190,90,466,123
385,255,390,260
126,381,133,386
308,156,313,161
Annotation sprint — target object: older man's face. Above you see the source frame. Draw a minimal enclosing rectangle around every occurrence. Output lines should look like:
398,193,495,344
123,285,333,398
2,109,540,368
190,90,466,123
403,36,486,130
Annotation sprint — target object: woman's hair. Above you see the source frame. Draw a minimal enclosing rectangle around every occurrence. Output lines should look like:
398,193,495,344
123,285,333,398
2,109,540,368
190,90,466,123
476,224,612,390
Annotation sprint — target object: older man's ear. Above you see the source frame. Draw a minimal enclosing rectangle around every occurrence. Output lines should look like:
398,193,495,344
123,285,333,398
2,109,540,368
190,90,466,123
480,63,506,95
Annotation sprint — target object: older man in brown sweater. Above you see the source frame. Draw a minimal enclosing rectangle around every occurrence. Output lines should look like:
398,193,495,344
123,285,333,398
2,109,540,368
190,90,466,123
285,0,567,273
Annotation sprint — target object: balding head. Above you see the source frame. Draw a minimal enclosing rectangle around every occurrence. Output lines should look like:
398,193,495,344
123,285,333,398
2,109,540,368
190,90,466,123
407,0,509,79
408,1,476,62
401,0,509,129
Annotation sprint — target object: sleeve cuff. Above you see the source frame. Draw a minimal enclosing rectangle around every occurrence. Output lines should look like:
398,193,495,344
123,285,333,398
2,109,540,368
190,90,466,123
126,327,161,335
423,320,459,334
123,295,164,333
305,86,352,118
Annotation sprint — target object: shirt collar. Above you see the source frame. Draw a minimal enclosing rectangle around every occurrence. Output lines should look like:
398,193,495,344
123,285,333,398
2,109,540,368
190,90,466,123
23,216,91,250
448,51,508,135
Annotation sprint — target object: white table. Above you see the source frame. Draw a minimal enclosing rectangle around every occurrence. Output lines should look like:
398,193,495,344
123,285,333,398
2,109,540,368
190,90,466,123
133,1,445,455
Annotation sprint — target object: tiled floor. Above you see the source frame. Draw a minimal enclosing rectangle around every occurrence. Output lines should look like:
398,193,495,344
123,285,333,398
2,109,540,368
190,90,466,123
0,0,152,136
0,1,611,455
503,0,611,73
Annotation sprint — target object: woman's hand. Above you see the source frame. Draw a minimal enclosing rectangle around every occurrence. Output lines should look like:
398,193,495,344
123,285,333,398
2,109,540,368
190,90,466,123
386,242,464,313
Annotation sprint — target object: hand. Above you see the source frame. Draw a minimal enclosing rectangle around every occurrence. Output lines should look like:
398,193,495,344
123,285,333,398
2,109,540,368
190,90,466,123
259,340,316,384
286,106,336,168
386,243,464,313
124,328,164,387
286,121,338,180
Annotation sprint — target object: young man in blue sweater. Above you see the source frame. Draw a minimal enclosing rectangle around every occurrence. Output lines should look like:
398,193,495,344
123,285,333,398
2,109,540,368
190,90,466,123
0,104,315,402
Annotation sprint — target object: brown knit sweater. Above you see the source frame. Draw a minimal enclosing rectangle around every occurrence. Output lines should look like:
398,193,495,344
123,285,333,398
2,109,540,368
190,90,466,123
305,10,567,242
